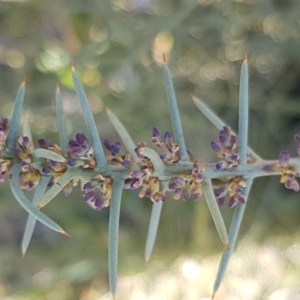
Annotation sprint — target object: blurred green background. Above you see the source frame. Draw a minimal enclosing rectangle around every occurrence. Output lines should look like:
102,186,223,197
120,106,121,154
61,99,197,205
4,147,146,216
1,0,300,299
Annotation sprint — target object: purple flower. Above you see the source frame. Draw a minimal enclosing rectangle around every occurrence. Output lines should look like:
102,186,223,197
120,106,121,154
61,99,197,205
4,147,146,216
82,176,112,209
69,133,90,157
150,127,179,165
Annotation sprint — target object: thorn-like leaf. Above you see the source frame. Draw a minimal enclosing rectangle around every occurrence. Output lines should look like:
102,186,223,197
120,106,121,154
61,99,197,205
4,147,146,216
238,56,249,164
106,108,139,162
191,96,261,160
164,63,190,162
7,80,26,151
212,177,253,298
37,168,81,208
10,164,68,236
71,66,107,171
144,180,167,262
55,84,68,156
138,147,165,174
202,177,229,249
33,149,67,162
108,177,124,298
21,176,51,256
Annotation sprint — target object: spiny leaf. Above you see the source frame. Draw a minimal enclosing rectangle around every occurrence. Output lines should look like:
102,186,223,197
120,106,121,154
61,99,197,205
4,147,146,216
202,177,229,249
55,84,68,156
33,149,67,162
108,177,124,298
163,60,190,162
37,168,81,208
6,79,25,151
10,164,69,236
238,54,249,164
21,176,51,256
106,107,139,162
144,180,167,262
71,65,107,170
138,147,165,174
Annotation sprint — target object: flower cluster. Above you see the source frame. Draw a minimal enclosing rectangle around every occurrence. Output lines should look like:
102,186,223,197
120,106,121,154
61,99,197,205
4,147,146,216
68,133,96,168
103,139,132,168
151,127,179,164
14,135,40,190
264,150,300,192
214,176,246,208
82,175,112,209
211,126,239,169
168,163,204,201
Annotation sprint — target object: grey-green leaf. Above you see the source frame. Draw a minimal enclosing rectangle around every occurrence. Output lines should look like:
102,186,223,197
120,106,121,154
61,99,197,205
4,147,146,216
71,66,107,171
203,177,229,249
108,177,124,298
164,61,190,162
106,107,139,162
6,80,26,151
10,164,68,236
21,176,51,256
37,168,81,208
33,148,66,162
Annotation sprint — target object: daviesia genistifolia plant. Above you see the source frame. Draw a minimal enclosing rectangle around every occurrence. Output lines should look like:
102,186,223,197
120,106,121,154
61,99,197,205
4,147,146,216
2,55,300,299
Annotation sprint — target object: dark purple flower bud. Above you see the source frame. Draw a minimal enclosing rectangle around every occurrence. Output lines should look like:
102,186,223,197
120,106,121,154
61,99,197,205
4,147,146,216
278,150,289,167
211,140,223,153
159,152,167,160
285,179,299,191
42,167,51,174
103,139,111,150
95,196,105,209
173,176,186,187
182,190,191,201
121,160,132,169
152,127,161,138
217,197,225,206
83,181,92,190
215,161,226,170
214,186,227,199
0,118,9,131
76,133,88,145
228,197,237,208
67,159,76,167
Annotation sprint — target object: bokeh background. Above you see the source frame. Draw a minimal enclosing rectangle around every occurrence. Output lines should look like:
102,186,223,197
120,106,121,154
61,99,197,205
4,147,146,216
0,0,300,299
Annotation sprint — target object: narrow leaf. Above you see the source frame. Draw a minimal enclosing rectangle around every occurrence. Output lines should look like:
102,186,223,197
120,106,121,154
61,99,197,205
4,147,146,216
55,84,69,156
212,178,253,299
108,177,124,298
238,54,249,164
21,176,51,256
138,147,165,174
106,108,139,162
164,60,190,162
37,168,81,208
7,79,26,150
191,95,261,160
71,66,107,170
10,164,68,236
33,149,66,162
202,177,229,249
144,180,167,262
